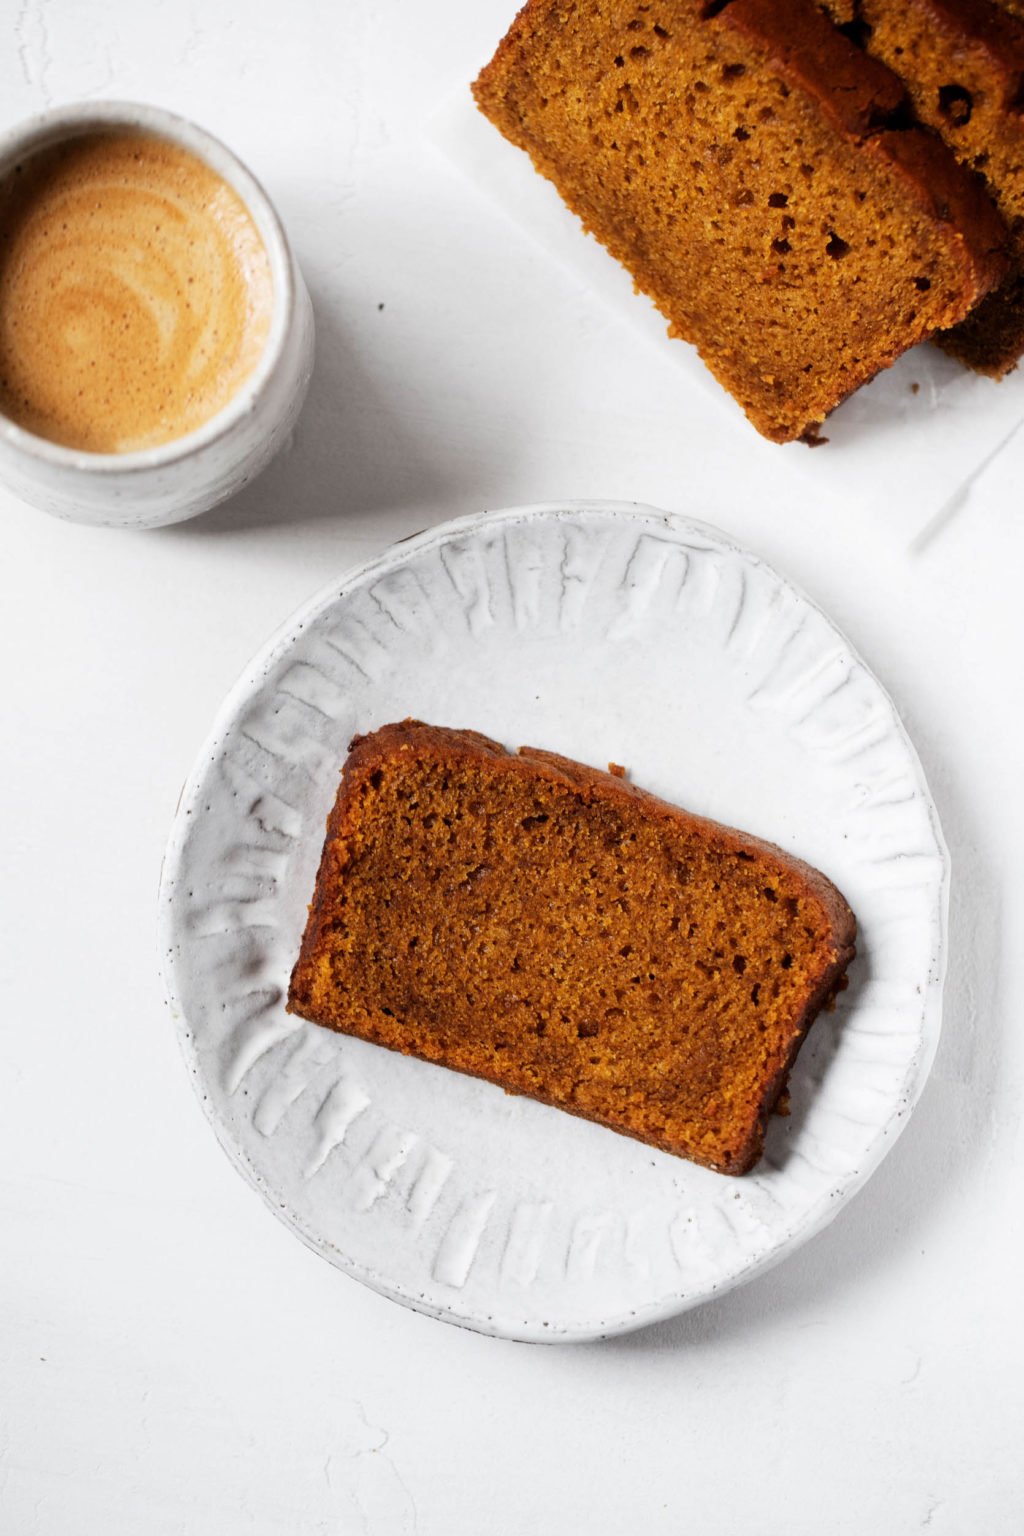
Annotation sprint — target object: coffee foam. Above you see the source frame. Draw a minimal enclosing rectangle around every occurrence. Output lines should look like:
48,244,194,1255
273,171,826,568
0,130,273,453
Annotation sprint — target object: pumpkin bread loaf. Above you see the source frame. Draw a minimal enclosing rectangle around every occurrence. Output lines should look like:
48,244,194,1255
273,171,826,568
472,0,1009,441
823,0,1024,374
287,722,857,1175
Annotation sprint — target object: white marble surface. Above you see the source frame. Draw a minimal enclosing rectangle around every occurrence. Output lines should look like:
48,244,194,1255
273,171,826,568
1,1,1022,1530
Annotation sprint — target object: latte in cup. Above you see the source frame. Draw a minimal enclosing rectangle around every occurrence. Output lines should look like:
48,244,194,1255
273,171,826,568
0,130,272,453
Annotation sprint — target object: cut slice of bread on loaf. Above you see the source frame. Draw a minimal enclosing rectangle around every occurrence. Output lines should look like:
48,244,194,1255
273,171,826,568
472,0,1008,440
287,721,857,1175
822,0,1024,375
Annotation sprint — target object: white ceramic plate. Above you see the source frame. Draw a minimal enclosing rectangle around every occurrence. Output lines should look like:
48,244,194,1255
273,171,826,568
159,503,947,1341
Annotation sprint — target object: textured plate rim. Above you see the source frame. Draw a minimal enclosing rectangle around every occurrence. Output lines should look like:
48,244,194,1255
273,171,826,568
158,500,949,1342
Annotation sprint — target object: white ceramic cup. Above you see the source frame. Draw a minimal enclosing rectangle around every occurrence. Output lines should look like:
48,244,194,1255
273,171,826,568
0,101,314,529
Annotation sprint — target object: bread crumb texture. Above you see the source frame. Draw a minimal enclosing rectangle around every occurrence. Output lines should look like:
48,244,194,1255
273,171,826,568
472,0,1008,440
821,0,1024,375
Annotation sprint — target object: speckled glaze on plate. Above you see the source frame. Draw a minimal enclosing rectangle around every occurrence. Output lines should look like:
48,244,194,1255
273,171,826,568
158,503,948,1341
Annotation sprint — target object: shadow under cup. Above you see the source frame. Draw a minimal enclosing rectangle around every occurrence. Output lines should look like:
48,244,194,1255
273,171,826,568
0,100,314,529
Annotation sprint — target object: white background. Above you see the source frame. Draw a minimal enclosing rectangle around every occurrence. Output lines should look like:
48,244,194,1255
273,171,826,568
2,2,1023,1531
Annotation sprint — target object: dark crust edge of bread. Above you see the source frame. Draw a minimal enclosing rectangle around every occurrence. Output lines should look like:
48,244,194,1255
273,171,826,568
827,0,1024,372
722,0,907,137
471,0,1009,433
287,720,858,1176
877,0,1024,77
937,272,1024,373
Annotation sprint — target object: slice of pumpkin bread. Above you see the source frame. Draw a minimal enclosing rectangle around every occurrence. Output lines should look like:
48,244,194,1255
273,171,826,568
472,0,1008,440
823,0,1024,374
288,722,857,1175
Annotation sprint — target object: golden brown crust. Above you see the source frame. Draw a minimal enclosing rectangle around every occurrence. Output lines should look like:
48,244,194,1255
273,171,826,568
289,721,857,1175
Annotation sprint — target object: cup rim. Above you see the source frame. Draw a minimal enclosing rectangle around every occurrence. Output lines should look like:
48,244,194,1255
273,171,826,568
0,99,294,476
